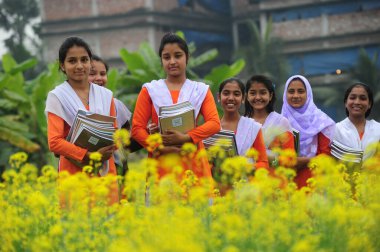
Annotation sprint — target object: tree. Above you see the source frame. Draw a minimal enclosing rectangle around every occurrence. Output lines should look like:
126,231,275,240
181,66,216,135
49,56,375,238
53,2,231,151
235,19,289,86
0,0,40,62
351,48,380,120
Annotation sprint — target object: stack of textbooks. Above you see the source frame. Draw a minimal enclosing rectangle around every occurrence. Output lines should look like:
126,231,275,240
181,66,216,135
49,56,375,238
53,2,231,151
203,130,238,157
67,110,116,152
158,101,195,133
330,140,363,163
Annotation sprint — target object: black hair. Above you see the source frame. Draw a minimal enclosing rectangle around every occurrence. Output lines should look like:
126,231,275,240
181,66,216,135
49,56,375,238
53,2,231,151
92,54,109,72
219,77,245,95
344,82,373,118
244,75,276,117
158,32,189,62
58,36,92,72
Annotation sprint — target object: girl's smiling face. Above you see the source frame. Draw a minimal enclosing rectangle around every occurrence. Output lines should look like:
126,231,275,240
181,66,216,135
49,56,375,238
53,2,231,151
60,45,91,83
220,81,244,113
286,79,307,108
247,82,273,112
345,86,371,118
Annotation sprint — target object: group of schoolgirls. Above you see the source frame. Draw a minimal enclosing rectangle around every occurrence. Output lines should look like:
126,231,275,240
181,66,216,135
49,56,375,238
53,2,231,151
46,33,380,200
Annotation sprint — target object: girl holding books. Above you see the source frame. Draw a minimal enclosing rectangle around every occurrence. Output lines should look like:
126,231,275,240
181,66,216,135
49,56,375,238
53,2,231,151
334,83,380,161
218,78,269,169
244,75,294,167
45,37,118,184
281,75,335,188
131,33,220,179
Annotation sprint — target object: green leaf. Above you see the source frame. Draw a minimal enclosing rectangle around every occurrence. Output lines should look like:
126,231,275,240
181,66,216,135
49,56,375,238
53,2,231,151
9,58,38,75
2,53,17,73
0,75,11,90
0,115,29,132
204,59,246,86
2,89,28,103
0,98,18,110
0,126,40,152
188,49,218,68
138,42,161,75
105,69,119,93
119,48,148,73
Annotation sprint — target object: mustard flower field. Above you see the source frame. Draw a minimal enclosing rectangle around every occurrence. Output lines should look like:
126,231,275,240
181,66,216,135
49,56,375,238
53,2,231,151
1,138,380,252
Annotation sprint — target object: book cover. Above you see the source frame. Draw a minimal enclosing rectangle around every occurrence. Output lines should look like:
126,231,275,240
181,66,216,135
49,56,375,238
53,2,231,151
67,110,116,152
158,101,195,134
203,130,238,157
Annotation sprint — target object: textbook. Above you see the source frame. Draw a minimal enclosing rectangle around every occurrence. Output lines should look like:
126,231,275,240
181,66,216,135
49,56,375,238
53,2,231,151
67,110,116,152
158,101,195,134
203,130,238,157
292,128,300,155
330,140,363,163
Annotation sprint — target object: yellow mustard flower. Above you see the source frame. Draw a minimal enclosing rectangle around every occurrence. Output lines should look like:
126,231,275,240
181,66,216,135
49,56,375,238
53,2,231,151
146,133,164,152
113,128,131,148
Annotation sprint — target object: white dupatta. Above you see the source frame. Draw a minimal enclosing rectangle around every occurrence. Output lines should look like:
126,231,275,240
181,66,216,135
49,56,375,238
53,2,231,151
236,116,261,156
45,81,114,175
142,79,209,118
45,81,113,125
262,111,292,149
114,98,131,129
334,117,380,161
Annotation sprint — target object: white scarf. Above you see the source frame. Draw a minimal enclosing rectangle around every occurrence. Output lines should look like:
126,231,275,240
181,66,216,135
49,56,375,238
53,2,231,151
262,111,292,149
114,98,131,129
236,116,261,156
334,117,380,161
142,79,209,118
45,81,114,175
45,81,113,125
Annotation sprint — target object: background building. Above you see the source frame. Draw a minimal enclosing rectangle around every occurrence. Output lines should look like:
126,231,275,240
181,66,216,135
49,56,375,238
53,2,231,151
231,0,380,84
39,0,232,68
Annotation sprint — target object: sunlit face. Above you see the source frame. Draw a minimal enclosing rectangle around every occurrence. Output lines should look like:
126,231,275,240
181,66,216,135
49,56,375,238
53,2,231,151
219,82,244,113
161,43,187,78
60,45,91,83
286,80,307,108
89,60,108,86
247,82,273,113
345,86,371,118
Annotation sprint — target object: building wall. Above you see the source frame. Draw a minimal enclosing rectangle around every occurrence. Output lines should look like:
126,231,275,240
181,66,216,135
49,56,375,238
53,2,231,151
40,0,231,67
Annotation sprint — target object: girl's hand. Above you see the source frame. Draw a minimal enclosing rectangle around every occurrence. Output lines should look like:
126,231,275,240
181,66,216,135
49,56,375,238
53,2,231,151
97,144,117,162
147,123,159,134
162,130,191,146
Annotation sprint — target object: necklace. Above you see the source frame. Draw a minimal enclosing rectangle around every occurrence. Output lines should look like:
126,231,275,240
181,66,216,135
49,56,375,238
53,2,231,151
74,91,89,105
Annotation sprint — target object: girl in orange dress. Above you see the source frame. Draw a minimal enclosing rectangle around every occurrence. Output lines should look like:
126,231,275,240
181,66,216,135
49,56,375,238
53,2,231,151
244,75,295,169
218,78,269,169
45,37,118,202
132,33,221,179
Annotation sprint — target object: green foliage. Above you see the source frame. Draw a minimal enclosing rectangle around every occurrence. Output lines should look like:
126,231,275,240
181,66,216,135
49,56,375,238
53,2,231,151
235,19,289,86
0,54,64,169
0,54,39,153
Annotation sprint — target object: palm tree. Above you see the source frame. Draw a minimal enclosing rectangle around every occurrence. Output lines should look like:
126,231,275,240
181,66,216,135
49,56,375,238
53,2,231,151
234,19,289,86
350,48,380,120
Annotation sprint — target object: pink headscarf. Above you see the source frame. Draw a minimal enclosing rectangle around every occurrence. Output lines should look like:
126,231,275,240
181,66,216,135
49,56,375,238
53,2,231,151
281,75,335,157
